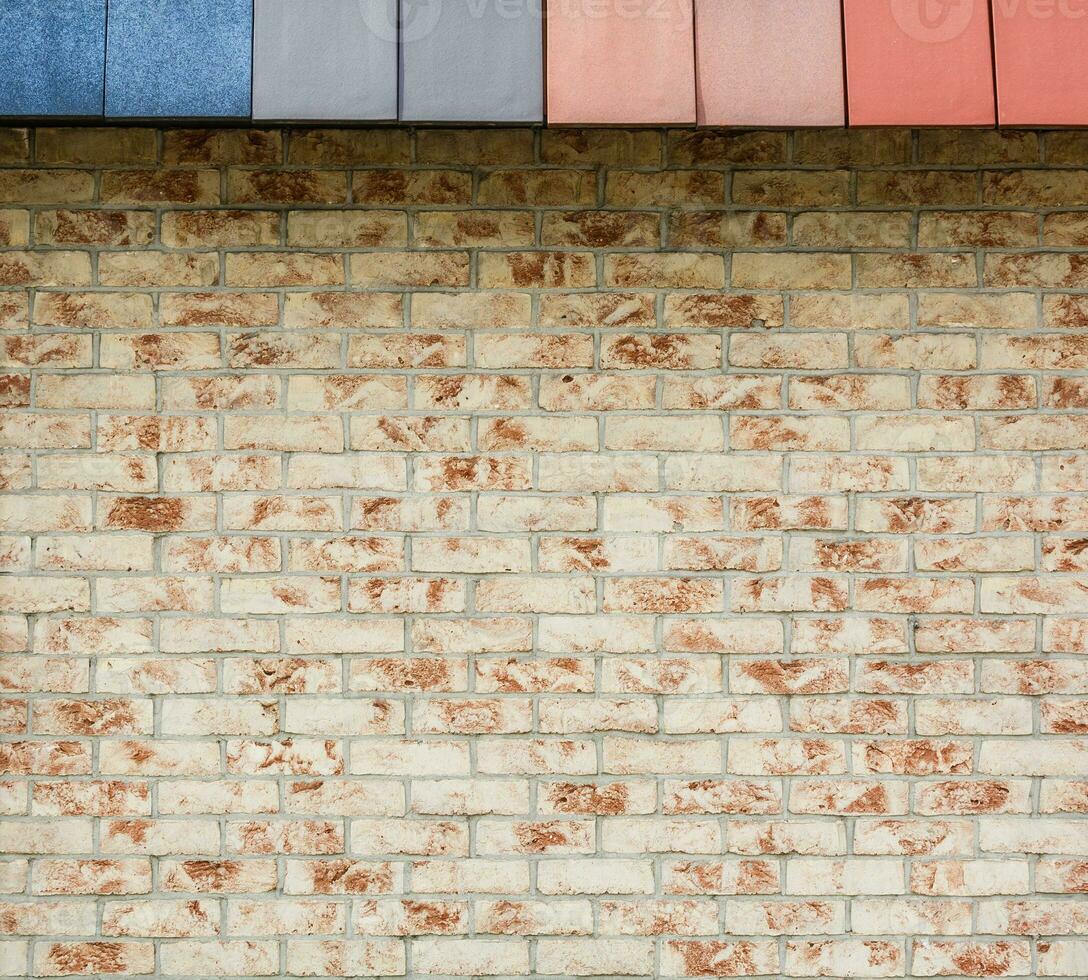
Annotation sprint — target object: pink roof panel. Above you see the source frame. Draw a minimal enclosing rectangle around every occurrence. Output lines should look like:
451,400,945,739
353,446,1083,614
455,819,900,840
993,0,1088,125
546,0,696,125
844,0,996,126
695,0,845,127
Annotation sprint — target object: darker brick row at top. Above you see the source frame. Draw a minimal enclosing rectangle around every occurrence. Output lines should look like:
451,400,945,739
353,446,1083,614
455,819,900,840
1,0,1086,125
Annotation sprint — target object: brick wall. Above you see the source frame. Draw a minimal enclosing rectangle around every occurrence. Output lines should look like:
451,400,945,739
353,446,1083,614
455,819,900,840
1,124,1087,979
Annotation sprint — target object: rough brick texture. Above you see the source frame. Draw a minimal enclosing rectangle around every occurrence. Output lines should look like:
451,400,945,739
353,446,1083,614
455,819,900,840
1,124,1087,979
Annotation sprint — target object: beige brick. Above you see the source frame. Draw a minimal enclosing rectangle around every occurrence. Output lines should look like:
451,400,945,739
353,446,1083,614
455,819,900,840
287,291,403,329
288,128,407,166
227,251,342,287
795,129,910,166
542,291,657,328
857,252,976,288
0,210,28,247
985,169,1088,206
606,170,722,206
857,170,975,206
354,169,471,205
606,416,723,452
36,208,155,246
479,169,596,206
790,293,908,331
921,210,1038,248
353,251,469,288
986,252,1088,288
670,130,786,165
33,291,152,329
163,292,280,328
0,251,92,286
731,332,847,369
165,129,282,165
286,209,406,247
855,333,977,370
663,858,780,895
101,332,222,371
162,209,280,248
732,252,850,289
920,129,1037,165
481,251,594,289
412,291,530,328
475,334,593,369
539,859,653,896
0,169,94,204
602,332,720,370
0,417,89,452
1,333,91,368
734,169,849,206
418,210,535,248
546,210,660,247
226,168,347,204
100,251,219,287
37,374,155,410
542,129,662,166
0,128,29,163
416,129,534,165
0,292,29,329
605,253,724,289
478,898,590,935
101,169,220,204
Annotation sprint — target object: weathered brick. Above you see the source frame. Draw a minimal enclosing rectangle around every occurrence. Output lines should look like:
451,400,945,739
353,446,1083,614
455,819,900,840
100,170,220,204
164,129,283,165
36,209,155,247
228,169,347,205
288,128,407,166
479,169,596,206
732,252,850,289
162,209,280,248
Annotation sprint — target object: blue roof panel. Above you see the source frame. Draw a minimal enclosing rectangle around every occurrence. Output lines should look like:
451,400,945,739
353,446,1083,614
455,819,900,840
0,0,106,116
105,0,252,118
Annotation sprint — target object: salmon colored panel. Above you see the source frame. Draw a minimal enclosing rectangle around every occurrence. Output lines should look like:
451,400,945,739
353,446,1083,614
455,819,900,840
844,0,995,125
546,0,696,125
695,0,844,127
993,0,1088,124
